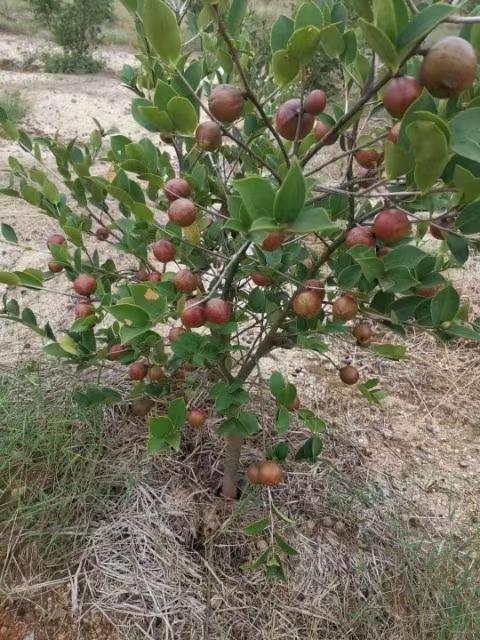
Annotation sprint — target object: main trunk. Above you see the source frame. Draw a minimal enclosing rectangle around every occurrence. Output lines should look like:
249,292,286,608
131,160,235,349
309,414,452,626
222,435,243,498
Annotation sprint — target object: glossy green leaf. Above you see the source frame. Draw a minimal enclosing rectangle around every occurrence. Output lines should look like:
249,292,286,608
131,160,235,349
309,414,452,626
431,285,460,326
349,0,373,21
358,18,397,70
288,207,338,233
445,233,469,264
384,140,413,179
274,160,306,223
453,166,480,203
276,406,291,433
234,176,275,221
168,398,187,427
227,0,248,35
457,201,480,234
167,97,198,134
1,223,17,243
270,371,286,399
0,271,21,285
271,15,295,52
397,4,454,56
108,303,150,327
143,0,181,63
296,436,323,461
244,518,270,535
373,0,397,42
296,1,323,29
406,120,449,192
288,26,321,64
153,80,177,110
348,246,384,282
272,49,300,87
450,109,480,164
319,23,345,58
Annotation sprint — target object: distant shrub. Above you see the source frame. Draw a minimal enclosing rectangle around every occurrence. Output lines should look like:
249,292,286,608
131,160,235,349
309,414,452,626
0,90,28,125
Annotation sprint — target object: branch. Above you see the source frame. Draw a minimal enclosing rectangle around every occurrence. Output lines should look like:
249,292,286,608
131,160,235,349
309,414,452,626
445,14,480,23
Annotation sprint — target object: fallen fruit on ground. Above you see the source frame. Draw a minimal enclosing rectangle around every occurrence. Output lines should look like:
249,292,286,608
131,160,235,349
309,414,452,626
258,461,284,487
247,463,261,485
339,365,359,385
131,397,154,417
187,408,208,428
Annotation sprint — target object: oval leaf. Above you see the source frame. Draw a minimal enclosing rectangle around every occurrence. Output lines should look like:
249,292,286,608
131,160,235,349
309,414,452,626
143,0,181,63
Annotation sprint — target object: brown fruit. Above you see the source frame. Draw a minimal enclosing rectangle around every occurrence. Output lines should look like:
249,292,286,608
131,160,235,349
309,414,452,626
205,298,231,325
415,285,443,298
173,269,198,294
131,397,154,417
389,122,401,145
147,272,162,283
148,365,165,382
313,116,338,145
302,279,325,301
164,178,191,202
48,261,63,273
251,272,273,287
47,233,66,248
383,76,423,119
355,148,382,169
377,246,392,258
108,344,127,361
187,408,208,428
169,326,186,342
95,227,110,241
339,365,359,385
181,299,206,328
292,290,323,319
257,461,284,487
420,36,477,98
136,270,149,282
153,239,175,263
73,274,97,297
168,198,197,227
75,302,95,319
195,121,222,151
288,396,300,411
332,294,358,322
275,99,315,141
262,232,285,251
353,322,373,342
247,463,261,485
373,209,411,244
304,89,327,115
208,84,244,123
345,226,376,249
129,362,148,381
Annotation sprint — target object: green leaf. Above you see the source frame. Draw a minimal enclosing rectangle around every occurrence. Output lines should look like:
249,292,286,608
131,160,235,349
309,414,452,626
358,18,397,70
274,160,305,224
359,378,385,404
248,287,267,313
227,0,248,35
384,245,427,270
450,109,480,164
371,344,408,361
453,165,480,203
154,80,177,109
445,325,480,341
1,223,17,243
143,0,181,63
445,233,469,265
373,0,397,42
167,97,198,134
168,398,187,427
0,271,21,286
431,286,460,326
296,436,323,462
288,207,338,234
276,406,292,433
298,408,326,433
74,386,121,408
406,120,449,192
274,533,299,556
234,176,275,221
384,140,413,179
43,179,60,204
270,371,285,399
244,518,270,535
271,441,290,462
57,335,81,356
318,24,345,58
108,303,150,327
295,2,323,29
350,0,373,21
348,246,384,283
288,26,321,64
139,106,174,133
237,411,259,436
272,49,300,87
457,201,480,234
398,90,436,149
397,4,455,57
271,15,295,52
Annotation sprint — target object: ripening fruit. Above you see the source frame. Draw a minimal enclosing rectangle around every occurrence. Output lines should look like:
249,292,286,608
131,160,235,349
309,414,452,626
292,290,323,319
415,285,443,298
353,322,373,342
164,178,191,202
346,226,376,249
205,298,231,325
73,274,97,297
251,272,273,287
301,279,325,301
181,299,206,328
108,344,127,361
195,121,222,151
173,269,198,294
303,89,327,115
288,396,300,411
389,122,401,145
129,362,148,381
95,227,110,241
48,261,63,273
262,232,285,251
208,84,244,123
383,76,423,119
419,36,477,98
187,408,208,429
75,302,95,319
332,294,358,322
147,272,162,283
169,326,186,342
168,198,197,227
373,209,411,244
275,99,315,140
339,365,359,385
257,461,284,487
153,239,175,263
47,233,66,248
313,114,338,145
377,246,392,259
131,397,154,417
355,148,382,169
148,365,165,382
137,270,149,282
247,463,261,485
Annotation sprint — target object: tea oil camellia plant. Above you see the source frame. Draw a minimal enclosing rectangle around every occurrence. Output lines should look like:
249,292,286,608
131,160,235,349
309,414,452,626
2,0,480,577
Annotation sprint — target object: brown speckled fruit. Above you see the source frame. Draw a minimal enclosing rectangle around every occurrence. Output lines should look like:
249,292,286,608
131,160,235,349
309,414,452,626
75,302,95,319
47,233,66,248
420,36,477,98
195,121,222,151
339,365,359,385
168,198,197,227
48,261,63,273
153,239,175,263
131,397,154,417
354,148,382,169
276,99,315,141
95,227,110,241
148,366,165,382
353,322,373,342
164,178,191,202
129,362,148,381
346,226,376,249
251,272,274,287
173,269,198,294
292,290,323,319
187,408,208,428
247,463,261,485
181,299,206,328
332,294,358,322
205,298,231,325
258,461,284,487
73,274,97,297
303,89,327,115
208,85,244,123
169,326,186,342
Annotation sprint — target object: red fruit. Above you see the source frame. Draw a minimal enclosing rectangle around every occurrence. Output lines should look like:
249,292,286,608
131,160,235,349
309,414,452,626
148,365,165,382
332,294,358,321
389,122,401,145
108,344,127,361
383,76,422,119
173,269,198,294
169,326,186,342
73,274,97,297
48,261,63,273
258,461,284,487
47,233,66,248
247,463,261,485
168,198,197,227
129,362,148,381
415,285,443,298
75,302,95,319
304,89,327,115
275,99,315,141
251,272,273,287
187,408,208,429
195,121,222,151
131,397,154,417
205,298,231,325
153,239,175,263
137,270,149,282
181,299,206,328
262,232,285,251
147,272,162,283
95,227,110,241
355,148,382,169
373,209,411,244
313,114,338,145
339,365,359,385
208,85,244,123
301,279,325,301
164,178,191,202
292,290,323,319
346,226,376,249
420,36,477,98
353,322,373,342
377,247,392,258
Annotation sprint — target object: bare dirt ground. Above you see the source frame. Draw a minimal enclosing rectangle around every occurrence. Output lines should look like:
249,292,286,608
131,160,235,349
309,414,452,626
1,33,480,640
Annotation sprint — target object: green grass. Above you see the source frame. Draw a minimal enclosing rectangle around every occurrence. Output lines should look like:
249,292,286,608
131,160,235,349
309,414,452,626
0,90,28,124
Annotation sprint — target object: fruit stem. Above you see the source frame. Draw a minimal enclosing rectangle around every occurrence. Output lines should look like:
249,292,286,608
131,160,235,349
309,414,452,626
222,436,243,499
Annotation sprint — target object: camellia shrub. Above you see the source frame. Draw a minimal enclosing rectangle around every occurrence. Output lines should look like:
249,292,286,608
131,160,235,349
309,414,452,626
1,0,480,575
